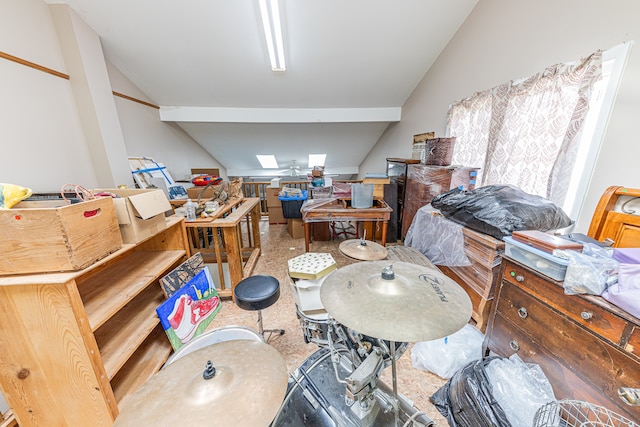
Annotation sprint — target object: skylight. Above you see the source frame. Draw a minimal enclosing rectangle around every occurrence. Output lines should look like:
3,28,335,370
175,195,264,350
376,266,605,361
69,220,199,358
308,154,326,168
256,155,279,168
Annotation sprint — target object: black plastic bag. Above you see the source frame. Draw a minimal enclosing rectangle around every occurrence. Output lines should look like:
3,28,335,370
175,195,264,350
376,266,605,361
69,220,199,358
430,357,512,427
430,185,573,239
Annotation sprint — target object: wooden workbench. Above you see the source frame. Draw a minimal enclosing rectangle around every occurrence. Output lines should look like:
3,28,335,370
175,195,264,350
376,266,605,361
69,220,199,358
301,198,392,252
184,197,261,298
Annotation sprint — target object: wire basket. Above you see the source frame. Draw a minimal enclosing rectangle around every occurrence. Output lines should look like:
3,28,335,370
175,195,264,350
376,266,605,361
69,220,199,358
533,400,639,427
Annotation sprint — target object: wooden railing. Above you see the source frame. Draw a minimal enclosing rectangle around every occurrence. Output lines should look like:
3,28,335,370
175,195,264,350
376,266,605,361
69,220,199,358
241,180,360,216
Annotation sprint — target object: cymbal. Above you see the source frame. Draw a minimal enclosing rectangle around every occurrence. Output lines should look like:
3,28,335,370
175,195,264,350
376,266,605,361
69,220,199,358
320,261,472,343
339,239,388,261
114,340,288,427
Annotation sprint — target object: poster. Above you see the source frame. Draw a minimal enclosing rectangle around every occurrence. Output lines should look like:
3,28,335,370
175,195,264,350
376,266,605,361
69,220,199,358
156,267,221,351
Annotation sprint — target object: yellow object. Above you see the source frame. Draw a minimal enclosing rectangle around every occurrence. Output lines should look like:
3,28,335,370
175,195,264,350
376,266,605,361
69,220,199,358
0,183,32,209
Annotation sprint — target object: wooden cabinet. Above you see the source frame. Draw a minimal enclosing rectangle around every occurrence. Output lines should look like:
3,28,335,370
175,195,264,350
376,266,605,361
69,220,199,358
385,158,420,242
0,216,190,426
484,257,640,421
439,226,504,331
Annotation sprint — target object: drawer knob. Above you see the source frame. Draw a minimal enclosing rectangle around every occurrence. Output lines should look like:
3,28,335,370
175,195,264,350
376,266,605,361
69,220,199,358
581,311,593,320
518,307,528,319
509,340,520,352
515,275,524,282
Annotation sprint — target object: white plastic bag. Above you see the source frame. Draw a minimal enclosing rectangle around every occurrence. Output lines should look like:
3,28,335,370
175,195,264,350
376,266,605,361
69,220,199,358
485,354,556,427
411,324,483,379
556,243,618,295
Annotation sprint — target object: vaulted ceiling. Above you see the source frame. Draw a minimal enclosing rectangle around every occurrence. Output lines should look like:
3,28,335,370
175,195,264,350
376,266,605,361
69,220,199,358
45,0,478,178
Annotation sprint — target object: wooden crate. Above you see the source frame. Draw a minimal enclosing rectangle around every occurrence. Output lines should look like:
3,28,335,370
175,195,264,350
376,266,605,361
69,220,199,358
0,197,123,275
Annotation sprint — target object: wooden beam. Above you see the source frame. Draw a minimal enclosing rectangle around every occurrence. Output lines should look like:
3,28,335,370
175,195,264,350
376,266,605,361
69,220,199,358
0,51,69,79
112,91,159,109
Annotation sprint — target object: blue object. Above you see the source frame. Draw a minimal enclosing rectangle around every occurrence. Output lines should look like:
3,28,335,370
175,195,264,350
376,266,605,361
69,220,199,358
278,190,308,201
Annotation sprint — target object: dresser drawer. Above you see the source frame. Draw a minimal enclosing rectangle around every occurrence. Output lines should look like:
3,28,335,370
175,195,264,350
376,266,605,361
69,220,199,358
491,280,640,421
485,312,610,407
502,259,627,345
628,325,640,358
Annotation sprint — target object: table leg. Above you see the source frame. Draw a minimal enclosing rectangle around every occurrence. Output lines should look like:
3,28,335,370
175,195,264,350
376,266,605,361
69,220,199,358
381,221,388,247
304,222,311,252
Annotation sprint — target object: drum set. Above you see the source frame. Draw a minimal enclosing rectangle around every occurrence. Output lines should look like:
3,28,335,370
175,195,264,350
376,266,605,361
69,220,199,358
114,240,472,427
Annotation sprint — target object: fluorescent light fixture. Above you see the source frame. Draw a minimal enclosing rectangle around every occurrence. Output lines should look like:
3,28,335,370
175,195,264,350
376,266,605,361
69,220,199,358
308,154,326,168
259,0,286,71
257,154,279,168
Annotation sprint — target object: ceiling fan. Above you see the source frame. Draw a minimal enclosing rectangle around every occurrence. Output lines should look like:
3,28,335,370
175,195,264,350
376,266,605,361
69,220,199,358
279,160,308,177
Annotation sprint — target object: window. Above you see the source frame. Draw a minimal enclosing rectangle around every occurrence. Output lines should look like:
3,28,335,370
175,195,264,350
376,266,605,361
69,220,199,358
448,43,631,220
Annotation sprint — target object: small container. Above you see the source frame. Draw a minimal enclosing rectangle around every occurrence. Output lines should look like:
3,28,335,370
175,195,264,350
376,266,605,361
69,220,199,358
351,184,374,209
204,201,219,214
184,199,197,222
504,236,570,281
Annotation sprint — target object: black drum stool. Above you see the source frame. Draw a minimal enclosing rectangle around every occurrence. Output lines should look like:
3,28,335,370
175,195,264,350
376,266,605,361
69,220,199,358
233,275,285,343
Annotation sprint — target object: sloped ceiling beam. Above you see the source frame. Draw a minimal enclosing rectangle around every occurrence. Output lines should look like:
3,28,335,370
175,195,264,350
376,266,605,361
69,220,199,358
159,106,401,123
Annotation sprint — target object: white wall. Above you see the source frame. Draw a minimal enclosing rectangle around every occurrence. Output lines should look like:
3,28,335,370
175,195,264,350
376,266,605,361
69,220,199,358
0,0,225,193
0,0,97,191
361,0,640,232
107,62,226,181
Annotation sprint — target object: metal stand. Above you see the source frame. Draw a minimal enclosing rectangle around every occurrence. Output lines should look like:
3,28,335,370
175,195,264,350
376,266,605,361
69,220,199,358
390,340,399,427
257,310,285,343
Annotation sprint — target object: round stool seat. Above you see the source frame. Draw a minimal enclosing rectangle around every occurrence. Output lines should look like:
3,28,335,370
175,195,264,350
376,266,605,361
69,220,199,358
234,275,280,311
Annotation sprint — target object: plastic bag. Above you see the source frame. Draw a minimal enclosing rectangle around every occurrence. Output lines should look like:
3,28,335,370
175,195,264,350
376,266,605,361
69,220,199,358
431,185,574,239
555,243,618,295
411,324,483,378
405,205,471,267
430,357,512,427
485,354,556,427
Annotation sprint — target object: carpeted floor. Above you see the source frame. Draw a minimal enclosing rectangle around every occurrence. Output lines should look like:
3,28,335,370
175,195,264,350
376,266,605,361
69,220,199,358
206,218,449,425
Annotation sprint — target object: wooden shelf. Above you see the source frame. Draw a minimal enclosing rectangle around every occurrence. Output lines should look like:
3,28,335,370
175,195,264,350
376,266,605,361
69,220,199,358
95,285,166,379
79,250,186,330
0,218,190,425
110,325,172,407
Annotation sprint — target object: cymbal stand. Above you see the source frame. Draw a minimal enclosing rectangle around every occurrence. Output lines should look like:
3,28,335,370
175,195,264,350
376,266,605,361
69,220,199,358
390,340,400,427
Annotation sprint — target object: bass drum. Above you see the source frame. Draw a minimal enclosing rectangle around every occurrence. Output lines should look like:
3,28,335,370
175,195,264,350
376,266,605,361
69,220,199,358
164,325,263,367
271,347,434,427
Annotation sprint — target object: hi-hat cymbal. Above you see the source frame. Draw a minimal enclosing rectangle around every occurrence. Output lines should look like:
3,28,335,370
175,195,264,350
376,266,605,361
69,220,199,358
339,239,388,261
320,261,472,343
114,340,288,427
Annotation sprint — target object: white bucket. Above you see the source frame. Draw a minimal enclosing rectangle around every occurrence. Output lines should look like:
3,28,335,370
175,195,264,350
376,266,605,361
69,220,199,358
351,183,374,208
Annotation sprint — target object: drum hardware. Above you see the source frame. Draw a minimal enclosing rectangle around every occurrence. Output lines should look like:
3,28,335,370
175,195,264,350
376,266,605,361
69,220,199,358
320,261,471,427
271,347,434,427
345,347,385,426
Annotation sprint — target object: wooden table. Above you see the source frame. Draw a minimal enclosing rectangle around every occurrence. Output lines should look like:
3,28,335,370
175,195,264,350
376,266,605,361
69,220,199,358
301,198,393,252
184,197,261,299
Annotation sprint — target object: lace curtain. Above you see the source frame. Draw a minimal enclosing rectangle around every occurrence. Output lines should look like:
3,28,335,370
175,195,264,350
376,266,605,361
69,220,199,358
448,50,602,206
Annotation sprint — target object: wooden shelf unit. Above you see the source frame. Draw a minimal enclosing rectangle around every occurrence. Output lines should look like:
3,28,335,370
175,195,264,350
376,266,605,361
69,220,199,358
0,216,189,426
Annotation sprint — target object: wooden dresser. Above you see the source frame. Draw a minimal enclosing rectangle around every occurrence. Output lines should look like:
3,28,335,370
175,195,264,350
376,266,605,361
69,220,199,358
484,256,640,421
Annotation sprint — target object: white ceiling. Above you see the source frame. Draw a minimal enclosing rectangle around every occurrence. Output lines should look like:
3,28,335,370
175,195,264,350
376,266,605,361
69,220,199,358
46,0,478,177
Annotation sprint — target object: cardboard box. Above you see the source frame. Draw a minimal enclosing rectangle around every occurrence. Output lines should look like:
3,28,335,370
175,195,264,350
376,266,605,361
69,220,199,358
269,206,286,224
363,178,390,200
101,189,172,244
187,184,222,200
266,186,283,208
0,197,123,275
191,168,220,176
287,218,305,239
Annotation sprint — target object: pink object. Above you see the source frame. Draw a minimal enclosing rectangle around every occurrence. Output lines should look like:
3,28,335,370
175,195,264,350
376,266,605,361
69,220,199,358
602,263,640,319
613,248,640,264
